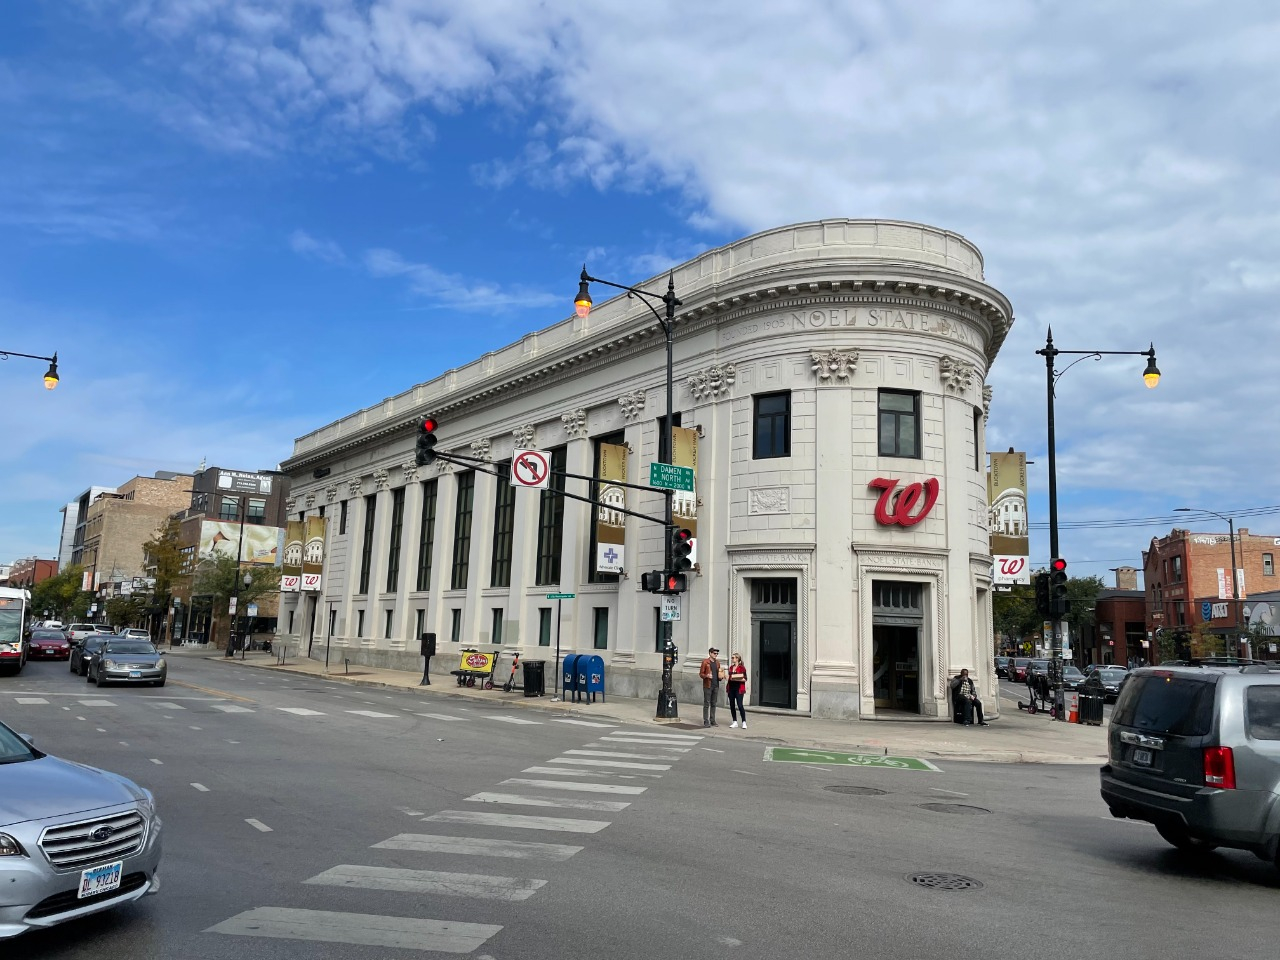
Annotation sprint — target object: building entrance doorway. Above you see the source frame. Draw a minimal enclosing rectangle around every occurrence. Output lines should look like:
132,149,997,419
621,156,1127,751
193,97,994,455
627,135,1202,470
871,579,924,713
750,577,797,709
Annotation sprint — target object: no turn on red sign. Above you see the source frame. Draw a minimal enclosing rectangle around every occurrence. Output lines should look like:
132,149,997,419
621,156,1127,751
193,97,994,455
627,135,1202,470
510,449,550,489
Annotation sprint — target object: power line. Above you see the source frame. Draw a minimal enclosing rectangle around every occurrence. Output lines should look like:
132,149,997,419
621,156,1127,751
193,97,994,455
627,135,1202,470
1027,505,1280,531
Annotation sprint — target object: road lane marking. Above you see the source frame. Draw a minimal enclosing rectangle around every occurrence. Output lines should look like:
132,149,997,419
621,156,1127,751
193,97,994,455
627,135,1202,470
564,749,685,761
606,730,702,742
119,741,129,746
171,678,256,702
78,699,115,706
701,747,725,753
76,716,86,721
278,707,326,716
246,819,273,832
192,783,210,792
417,713,465,721
346,710,398,718
931,788,970,797
598,737,694,747
550,718,617,728
546,758,671,771
15,697,49,704
373,834,582,861
212,705,255,713
422,811,610,833
152,702,185,709
96,728,106,732
304,865,546,901
479,715,541,725
190,726,202,730
732,769,760,776
466,792,631,812
521,766,663,778
150,758,163,764
205,907,501,953
502,778,647,795
396,807,425,817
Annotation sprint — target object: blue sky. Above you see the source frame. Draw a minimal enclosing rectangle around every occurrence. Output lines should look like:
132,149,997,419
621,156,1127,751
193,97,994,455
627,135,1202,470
3,1,1280,584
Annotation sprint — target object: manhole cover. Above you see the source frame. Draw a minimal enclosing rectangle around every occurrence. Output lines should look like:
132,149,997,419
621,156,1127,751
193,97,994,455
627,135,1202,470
907,872,983,891
917,803,991,815
823,785,887,796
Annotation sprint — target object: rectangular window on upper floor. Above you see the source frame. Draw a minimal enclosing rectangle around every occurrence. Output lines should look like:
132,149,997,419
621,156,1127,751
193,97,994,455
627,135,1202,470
753,392,791,460
1264,553,1274,577
878,390,920,458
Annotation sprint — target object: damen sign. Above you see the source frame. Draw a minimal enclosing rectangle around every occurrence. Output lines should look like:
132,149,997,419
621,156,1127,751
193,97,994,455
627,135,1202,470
869,477,940,527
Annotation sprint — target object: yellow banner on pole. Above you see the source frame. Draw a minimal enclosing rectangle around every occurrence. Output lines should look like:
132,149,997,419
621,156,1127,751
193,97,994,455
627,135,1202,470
282,520,304,592
988,451,1029,584
302,516,327,591
594,442,627,574
672,426,698,554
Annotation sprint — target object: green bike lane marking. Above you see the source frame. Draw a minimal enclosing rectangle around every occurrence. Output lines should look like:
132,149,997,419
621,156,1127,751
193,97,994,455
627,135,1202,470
764,747,940,772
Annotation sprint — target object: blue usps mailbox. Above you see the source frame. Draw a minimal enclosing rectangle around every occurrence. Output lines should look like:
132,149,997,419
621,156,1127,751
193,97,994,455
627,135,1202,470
561,653,582,699
576,654,605,704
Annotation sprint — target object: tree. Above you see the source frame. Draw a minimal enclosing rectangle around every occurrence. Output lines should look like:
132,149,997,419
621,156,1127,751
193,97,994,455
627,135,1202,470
105,595,149,629
992,573,1104,654
31,565,94,622
192,554,281,614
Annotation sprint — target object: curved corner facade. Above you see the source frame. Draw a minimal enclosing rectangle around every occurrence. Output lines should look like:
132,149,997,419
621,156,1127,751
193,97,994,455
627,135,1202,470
278,219,1014,720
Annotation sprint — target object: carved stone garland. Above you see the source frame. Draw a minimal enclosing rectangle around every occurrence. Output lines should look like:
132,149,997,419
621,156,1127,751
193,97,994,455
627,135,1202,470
617,390,647,423
347,477,363,496
471,439,491,461
939,355,977,394
401,461,418,483
810,348,858,382
304,493,315,508
325,486,338,503
686,363,736,401
561,408,589,440
512,424,535,448
373,468,390,490
982,384,993,423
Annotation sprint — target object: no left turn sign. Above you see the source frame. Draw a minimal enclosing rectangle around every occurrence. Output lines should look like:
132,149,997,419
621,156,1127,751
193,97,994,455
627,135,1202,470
510,449,550,489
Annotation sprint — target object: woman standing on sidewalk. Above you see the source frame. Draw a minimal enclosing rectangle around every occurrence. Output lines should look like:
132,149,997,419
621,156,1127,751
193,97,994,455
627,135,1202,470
727,653,748,729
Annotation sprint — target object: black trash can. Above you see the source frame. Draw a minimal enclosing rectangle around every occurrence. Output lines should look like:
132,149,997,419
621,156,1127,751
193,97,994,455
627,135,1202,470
523,660,546,698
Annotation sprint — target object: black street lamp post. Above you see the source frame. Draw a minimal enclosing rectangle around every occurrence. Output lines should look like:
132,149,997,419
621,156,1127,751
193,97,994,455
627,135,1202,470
575,268,682,719
1175,507,1241,657
0,349,59,389
1037,327,1160,713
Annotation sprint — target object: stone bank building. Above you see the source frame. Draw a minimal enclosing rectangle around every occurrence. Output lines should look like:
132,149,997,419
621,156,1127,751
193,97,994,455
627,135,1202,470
278,220,1014,720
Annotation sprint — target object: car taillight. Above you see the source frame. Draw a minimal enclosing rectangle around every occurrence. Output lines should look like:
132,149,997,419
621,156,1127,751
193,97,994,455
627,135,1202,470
1203,746,1235,789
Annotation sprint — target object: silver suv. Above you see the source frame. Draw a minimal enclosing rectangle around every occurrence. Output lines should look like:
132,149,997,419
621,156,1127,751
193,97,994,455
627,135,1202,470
1100,661,1280,866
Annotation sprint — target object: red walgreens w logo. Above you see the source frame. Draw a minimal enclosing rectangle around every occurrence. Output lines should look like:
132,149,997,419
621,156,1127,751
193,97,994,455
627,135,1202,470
997,557,1027,577
868,477,940,527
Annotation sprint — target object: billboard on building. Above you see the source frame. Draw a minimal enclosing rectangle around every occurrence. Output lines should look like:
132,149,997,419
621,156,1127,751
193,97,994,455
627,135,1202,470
988,450,1029,584
199,520,280,566
302,516,327,591
594,443,627,574
672,427,699,561
1217,568,1246,601
282,520,304,592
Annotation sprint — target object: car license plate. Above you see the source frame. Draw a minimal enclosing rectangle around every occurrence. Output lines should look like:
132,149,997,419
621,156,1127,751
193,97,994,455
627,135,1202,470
79,861,123,899
129,671,141,678
1133,748,1153,766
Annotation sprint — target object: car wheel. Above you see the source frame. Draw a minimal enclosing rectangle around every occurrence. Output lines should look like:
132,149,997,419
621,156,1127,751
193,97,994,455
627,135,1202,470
1156,822,1219,853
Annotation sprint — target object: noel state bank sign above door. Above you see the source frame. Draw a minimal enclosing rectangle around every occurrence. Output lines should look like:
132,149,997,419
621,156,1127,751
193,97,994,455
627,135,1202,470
868,477,940,527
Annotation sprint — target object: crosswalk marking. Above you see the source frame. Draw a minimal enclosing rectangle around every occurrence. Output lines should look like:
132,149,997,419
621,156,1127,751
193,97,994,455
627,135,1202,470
15,697,48,705
346,709,398,718
422,810,610,834
550,718,616,728
547,757,671,771
503,778,647,795
599,737,695,747
606,730,702,742
417,712,465,721
212,705,255,713
304,865,546,901
564,748,686,761
152,702,184,709
206,907,501,953
79,699,115,707
374,833,583,861
480,715,541,725
522,766,664,778
466,792,632,812
278,707,325,716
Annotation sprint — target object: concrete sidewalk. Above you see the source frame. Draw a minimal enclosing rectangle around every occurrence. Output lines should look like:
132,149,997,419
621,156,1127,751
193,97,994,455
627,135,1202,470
168,644,1108,765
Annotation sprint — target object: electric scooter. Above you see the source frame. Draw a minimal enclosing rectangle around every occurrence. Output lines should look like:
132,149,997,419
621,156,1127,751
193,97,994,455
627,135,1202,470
501,652,522,692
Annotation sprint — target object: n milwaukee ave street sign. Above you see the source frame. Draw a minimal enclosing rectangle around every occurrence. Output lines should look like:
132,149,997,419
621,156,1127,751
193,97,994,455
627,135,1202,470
648,462,693,492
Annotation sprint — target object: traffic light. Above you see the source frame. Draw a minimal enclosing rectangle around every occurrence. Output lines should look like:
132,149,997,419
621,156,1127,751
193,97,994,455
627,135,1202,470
415,417,438,466
671,527,693,572
640,571,665,593
1034,571,1051,619
1049,558,1069,618
663,572,687,594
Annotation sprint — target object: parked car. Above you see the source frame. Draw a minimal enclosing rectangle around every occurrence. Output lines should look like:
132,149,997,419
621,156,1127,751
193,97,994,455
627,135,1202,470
27,629,71,661
995,656,1011,679
1062,664,1086,691
122,629,151,642
0,718,162,939
1086,665,1129,702
1009,657,1031,682
1026,659,1051,685
1101,661,1280,864
88,640,167,688
69,636,107,677
66,625,100,648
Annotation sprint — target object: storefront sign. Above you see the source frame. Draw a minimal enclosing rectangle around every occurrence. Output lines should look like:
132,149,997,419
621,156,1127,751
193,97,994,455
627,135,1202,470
869,477,939,527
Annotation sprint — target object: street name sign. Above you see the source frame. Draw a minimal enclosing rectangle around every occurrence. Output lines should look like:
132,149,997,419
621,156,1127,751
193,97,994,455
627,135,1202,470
545,593,576,600
765,747,940,771
648,462,694,492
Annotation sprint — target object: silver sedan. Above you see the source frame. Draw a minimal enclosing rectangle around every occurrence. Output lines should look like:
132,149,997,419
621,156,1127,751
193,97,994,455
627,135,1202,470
87,640,168,688
0,721,162,939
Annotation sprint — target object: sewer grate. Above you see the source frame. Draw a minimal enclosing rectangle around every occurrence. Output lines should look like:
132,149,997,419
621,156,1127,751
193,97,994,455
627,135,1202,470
907,872,983,891
823,785,887,796
917,803,991,815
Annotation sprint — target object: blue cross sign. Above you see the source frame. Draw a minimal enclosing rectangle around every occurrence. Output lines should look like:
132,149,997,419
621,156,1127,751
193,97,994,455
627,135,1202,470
603,547,619,564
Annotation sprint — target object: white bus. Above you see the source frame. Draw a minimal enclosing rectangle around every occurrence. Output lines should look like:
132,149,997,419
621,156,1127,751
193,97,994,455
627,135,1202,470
0,585,31,674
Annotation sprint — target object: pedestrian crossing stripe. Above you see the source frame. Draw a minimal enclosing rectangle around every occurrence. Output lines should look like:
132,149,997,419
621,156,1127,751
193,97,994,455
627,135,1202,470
501,778,647,795
345,709,398,718
481,715,541,724
304,865,546,901
206,907,501,953
606,730,702,741
278,707,325,716
373,833,583,861
465,792,632,812
421,810,610,833
547,757,672,771
550,718,617,727
564,748,686,760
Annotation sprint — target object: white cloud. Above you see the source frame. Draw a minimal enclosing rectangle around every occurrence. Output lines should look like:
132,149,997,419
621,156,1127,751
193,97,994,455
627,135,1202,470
289,228,346,263
362,247,560,310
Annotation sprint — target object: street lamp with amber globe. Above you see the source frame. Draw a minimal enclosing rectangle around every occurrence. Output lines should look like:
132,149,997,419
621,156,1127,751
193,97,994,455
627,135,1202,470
1,349,59,389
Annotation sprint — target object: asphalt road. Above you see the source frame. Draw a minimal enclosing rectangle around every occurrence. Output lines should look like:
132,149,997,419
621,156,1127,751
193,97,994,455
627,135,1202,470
3,656,1275,960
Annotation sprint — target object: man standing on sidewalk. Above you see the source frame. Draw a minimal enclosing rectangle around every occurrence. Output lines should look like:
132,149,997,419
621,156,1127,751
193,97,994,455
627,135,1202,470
700,647,725,727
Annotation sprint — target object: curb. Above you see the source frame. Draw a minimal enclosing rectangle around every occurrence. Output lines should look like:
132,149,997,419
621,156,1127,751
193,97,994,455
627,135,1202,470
201,655,1103,765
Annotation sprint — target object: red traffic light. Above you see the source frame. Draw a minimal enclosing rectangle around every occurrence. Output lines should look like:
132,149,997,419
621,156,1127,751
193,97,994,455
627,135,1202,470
421,417,438,433
674,529,692,544
1050,558,1067,572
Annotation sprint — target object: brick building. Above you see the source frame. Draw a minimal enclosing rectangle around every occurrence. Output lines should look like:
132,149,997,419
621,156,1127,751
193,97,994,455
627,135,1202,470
79,472,194,591
1143,525,1280,655
6,557,58,590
